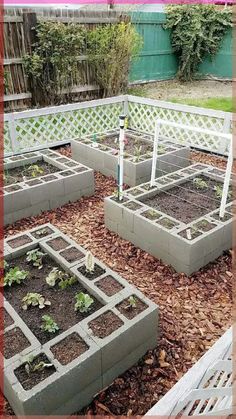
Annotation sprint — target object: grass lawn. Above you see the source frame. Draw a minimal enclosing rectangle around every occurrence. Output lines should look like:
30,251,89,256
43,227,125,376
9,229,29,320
169,97,233,112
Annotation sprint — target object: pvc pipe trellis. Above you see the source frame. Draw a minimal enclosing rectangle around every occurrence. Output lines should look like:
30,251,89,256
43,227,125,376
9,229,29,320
117,115,126,201
150,119,233,219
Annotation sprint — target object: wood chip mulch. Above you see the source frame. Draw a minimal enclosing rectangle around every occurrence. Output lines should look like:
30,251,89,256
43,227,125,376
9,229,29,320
3,146,232,416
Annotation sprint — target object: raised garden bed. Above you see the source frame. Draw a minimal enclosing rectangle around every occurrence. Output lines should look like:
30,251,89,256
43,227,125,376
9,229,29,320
3,149,94,226
3,224,158,415
71,129,190,186
104,163,234,275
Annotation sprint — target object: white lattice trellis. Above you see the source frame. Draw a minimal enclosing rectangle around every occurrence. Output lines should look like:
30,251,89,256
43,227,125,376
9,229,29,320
146,327,232,417
4,95,232,156
128,96,232,155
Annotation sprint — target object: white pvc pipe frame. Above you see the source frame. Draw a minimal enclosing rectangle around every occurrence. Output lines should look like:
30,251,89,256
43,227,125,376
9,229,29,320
150,119,233,219
118,115,126,200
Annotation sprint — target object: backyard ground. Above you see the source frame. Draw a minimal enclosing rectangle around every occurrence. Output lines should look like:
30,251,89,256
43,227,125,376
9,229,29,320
128,79,233,112
4,146,232,417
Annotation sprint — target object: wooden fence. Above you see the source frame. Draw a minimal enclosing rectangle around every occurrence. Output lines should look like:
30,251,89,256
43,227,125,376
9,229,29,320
4,7,127,112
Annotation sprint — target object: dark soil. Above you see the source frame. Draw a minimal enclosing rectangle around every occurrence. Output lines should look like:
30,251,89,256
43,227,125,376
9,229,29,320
193,220,217,232
60,247,84,263
212,212,232,222
89,311,123,338
128,188,143,196
60,170,74,177
98,134,153,155
5,185,23,192
47,237,69,251
7,235,32,249
26,179,43,186
51,332,89,365
77,264,106,280
95,275,124,296
4,161,60,186
4,327,30,359
116,296,147,320
141,176,229,224
141,210,162,221
42,175,58,182
178,228,202,240
4,253,103,344
2,308,14,328
14,353,56,390
123,202,143,211
156,218,179,229
31,226,54,239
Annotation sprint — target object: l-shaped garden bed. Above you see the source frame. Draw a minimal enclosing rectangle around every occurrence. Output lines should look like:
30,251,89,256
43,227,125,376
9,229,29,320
3,224,158,415
71,129,190,186
3,150,94,226
104,164,234,275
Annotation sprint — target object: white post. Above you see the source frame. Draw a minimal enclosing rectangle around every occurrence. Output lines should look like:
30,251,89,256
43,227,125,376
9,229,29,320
150,120,161,187
219,135,233,219
118,115,126,201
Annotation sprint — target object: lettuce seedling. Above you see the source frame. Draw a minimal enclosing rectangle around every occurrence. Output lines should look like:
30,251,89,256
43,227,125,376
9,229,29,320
4,267,28,287
22,292,51,310
74,292,94,313
41,315,59,333
26,248,45,269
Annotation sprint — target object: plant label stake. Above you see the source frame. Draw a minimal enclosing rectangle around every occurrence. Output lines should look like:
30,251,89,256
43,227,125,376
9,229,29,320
150,120,161,187
92,133,98,148
219,135,233,219
117,115,126,201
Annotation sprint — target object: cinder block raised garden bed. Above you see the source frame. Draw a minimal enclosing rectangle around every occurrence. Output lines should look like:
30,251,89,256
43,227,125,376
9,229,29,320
104,163,234,275
3,224,158,415
4,149,95,226
71,129,190,186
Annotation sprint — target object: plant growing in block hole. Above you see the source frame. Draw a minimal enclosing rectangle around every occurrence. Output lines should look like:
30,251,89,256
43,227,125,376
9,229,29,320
24,355,53,376
22,293,51,310
74,292,94,313
41,315,59,334
85,251,95,274
26,249,46,270
4,267,28,287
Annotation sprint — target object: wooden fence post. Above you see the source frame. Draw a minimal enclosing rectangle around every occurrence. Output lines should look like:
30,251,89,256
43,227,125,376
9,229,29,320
23,12,38,106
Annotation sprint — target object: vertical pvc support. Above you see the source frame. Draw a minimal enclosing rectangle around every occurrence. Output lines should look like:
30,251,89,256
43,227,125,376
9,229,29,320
118,115,126,201
150,120,161,187
219,135,233,218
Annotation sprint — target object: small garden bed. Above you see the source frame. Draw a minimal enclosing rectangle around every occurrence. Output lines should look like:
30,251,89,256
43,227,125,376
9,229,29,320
3,224,158,416
4,149,94,226
71,129,190,186
104,163,233,275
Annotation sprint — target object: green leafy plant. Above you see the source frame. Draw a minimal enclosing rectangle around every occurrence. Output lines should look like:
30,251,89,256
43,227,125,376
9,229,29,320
87,22,142,97
46,267,76,288
127,296,137,309
164,5,232,81
35,228,48,237
214,185,232,199
41,315,59,333
133,145,143,162
23,21,85,105
85,251,95,273
74,292,94,313
22,293,51,310
24,355,53,375
4,267,28,287
26,248,45,269
193,177,208,190
25,164,44,178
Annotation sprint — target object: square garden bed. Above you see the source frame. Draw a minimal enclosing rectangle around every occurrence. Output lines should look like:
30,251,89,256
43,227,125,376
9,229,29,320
104,163,234,275
3,224,158,415
71,129,190,186
3,149,94,226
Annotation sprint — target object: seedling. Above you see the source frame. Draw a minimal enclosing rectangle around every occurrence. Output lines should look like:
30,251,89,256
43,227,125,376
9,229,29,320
4,267,28,287
25,355,53,375
26,164,44,178
46,267,76,288
35,228,48,237
41,315,59,333
26,248,45,269
22,293,51,310
133,145,143,162
158,144,166,154
214,185,232,199
4,260,9,271
127,296,137,309
85,251,95,273
74,292,94,313
193,177,208,190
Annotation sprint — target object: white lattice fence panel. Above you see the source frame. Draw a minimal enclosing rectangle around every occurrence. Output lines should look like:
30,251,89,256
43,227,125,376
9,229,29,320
4,121,12,154
5,101,123,154
128,102,229,154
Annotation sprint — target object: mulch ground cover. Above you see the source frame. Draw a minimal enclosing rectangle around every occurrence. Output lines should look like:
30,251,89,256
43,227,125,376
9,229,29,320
3,146,232,416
